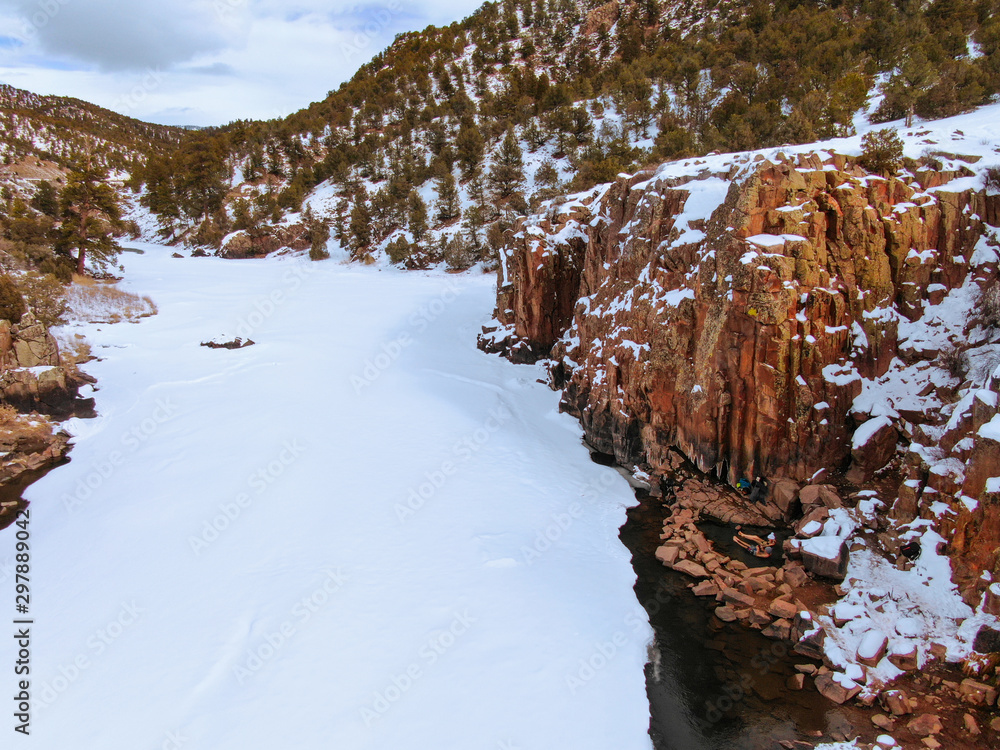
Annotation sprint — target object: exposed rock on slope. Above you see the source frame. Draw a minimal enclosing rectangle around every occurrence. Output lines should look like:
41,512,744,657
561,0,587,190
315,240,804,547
218,223,310,259
0,311,85,512
0,312,94,417
482,145,1000,609
488,152,994,482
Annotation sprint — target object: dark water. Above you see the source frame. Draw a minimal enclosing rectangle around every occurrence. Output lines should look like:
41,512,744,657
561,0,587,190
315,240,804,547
0,462,66,532
618,494,869,750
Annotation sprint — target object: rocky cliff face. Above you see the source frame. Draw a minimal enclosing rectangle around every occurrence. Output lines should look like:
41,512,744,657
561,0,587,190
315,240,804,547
0,311,87,508
0,312,94,417
482,146,1000,605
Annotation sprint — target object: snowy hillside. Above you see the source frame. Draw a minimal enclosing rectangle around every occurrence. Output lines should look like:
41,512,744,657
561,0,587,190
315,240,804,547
135,0,1000,269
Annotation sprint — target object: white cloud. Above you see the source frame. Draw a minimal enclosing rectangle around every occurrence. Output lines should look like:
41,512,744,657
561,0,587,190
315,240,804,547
0,0,486,126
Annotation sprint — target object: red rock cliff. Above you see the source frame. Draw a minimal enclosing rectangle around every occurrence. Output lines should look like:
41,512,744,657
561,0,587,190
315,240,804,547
494,157,991,466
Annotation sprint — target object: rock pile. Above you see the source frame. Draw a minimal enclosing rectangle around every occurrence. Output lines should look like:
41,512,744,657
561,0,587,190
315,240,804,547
656,495,819,649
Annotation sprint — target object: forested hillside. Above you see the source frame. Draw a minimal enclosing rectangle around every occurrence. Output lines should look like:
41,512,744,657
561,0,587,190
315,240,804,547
134,0,1000,267
0,84,184,173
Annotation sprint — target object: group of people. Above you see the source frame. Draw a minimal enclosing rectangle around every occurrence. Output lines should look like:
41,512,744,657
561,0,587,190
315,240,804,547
734,526,776,558
735,476,769,504
733,475,773,557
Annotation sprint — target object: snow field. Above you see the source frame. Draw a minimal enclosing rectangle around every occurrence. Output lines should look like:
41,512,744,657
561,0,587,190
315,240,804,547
1,245,652,750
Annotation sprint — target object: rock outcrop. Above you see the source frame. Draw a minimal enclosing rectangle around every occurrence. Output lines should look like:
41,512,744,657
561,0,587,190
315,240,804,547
218,223,310,259
0,410,70,529
0,312,93,417
485,153,991,484
483,148,1000,605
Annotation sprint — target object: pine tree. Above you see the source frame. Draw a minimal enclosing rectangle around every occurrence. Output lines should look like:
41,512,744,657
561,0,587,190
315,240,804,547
350,198,372,252
523,119,546,152
407,190,429,240
30,180,59,218
176,137,229,222
245,142,265,181
56,160,124,275
304,205,331,260
488,128,525,200
435,171,461,223
455,124,485,179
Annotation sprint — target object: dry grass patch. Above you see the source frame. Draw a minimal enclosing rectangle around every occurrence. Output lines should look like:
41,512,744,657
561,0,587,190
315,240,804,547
64,283,158,324
52,332,93,365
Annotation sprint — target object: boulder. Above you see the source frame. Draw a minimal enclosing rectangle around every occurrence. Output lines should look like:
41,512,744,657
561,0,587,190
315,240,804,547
847,415,898,482
691,580,720,597
762,618,792,640
963,712,981,736
670,559,710,579
11,312,59,367
983,582,1000,616
906,714,942,736
768,598,799,620
871,714,895,731
721,587,755,608
857,630,889,667
880,689,912,716
769,478,801,521
219,223,310,259
783,563,810,588
799,484,841,510
655,544,680,565
814,672,861,704
959,677,997,706
800,537,850,581
794,506,830,535
793,627,826,660
887,642,919,671
786,673,805,690
972,624,1000,653
714,606,738,622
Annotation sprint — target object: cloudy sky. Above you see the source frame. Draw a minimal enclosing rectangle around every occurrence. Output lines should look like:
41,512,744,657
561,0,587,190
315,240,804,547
0,0,484,126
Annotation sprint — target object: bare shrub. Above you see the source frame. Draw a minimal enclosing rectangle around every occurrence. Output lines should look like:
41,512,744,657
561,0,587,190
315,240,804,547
986,166,1000,194
939,345,968,381
977,284,1000,333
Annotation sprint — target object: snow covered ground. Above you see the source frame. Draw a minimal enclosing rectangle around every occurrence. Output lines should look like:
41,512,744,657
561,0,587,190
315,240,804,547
0,244,652,749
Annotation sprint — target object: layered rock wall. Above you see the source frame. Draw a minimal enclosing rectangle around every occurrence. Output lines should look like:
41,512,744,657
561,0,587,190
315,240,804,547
489,154,991,485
